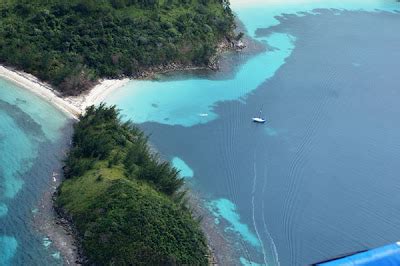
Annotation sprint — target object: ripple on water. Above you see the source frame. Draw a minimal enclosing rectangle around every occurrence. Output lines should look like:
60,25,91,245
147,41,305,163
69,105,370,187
104,1,400,265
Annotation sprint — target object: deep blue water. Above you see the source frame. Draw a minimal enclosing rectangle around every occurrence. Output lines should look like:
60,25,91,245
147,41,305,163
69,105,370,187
1,1,400,265
107,2,400,265
0,79,72,265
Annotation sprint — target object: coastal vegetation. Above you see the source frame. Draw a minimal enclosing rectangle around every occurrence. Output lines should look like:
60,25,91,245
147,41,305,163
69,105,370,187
0,0,235,95
55,104,209,265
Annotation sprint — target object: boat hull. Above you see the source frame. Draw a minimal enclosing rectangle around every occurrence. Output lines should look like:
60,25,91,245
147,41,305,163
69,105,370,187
252,118,266,123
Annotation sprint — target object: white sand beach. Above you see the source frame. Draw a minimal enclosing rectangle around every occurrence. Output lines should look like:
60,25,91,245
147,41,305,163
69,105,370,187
65,78,129,115
0,65,129,120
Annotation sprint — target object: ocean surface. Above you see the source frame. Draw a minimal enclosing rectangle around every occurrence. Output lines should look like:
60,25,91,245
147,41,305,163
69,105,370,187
1,1,400,265
106,1,400,265
0,79,72,265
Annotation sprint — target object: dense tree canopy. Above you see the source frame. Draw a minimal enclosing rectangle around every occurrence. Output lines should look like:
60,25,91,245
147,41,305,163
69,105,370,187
0,0,234,95
56,104,209,265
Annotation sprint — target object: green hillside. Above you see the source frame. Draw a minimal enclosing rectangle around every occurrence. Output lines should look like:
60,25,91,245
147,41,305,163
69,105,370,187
0,0,235,95
55,104,209,265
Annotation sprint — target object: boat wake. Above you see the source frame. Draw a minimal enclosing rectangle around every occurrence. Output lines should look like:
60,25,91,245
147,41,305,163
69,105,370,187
252,152,280,266
261,165,280,266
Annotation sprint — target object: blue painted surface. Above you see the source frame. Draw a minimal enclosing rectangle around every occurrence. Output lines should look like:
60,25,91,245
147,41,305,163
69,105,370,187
319,243,400,266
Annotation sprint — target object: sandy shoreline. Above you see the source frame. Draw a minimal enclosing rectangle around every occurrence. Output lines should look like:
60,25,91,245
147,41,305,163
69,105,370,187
0,65,128,264
64,78,130,115
0,35,246,265
0,65,129,119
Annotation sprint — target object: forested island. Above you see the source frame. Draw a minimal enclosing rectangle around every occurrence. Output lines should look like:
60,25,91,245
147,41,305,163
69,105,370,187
0,1,238,263
0,0,235,95
56,104,209,265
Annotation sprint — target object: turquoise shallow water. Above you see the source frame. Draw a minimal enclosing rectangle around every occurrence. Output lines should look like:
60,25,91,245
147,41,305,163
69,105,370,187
230,0,400,37
0,110,30,199
0,236,17,265
106,1,400,265
107,32,295,127
107,0,400,128
2,1,399,265
0,78,71,265
207,198,261,248
172,157,194,179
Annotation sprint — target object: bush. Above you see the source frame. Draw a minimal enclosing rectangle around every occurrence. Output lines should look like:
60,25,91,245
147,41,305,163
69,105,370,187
57,105,208,265
0,0,235,95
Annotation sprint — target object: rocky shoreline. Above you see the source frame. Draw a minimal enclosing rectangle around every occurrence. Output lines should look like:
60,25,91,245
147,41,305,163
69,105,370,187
129,37,246,80
32,34,251,266
187,189,239,266
32,167,84,265
53,196,87,265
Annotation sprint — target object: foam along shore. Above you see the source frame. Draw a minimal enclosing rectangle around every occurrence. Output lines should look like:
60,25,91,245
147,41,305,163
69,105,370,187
0,65,129,119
